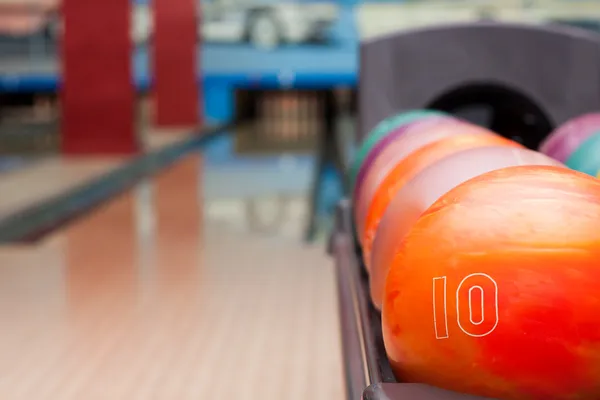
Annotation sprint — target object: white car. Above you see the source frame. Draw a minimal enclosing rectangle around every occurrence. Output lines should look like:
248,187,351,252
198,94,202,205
202,2,339,49
20,1,339,49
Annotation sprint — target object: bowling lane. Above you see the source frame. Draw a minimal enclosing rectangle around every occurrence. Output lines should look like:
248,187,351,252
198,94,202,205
0,157,124,220
0,152,344,399
0,128,196,223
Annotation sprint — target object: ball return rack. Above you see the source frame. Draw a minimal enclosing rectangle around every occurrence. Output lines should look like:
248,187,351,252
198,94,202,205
334,22,600,398
329,199,491,400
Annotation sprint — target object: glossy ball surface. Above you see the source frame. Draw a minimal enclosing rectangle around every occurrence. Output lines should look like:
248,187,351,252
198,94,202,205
382,166,600,400
539,112,600,162
352,116,457,205
566,132,600,177
369,147,562,310
348,109,448,190
361,133,522,274
353,121,491,244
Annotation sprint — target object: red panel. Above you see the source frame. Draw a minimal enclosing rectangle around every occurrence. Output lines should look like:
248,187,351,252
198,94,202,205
61,0,137,155
153,0,200,127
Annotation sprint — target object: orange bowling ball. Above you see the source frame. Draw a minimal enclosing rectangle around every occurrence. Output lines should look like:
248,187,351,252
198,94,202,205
369,147,563,310
382,165,600,400
353,120,492,245
361,133,522,273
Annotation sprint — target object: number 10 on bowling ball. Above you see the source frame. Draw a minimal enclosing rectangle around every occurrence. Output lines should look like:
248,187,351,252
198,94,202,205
432,273,498,340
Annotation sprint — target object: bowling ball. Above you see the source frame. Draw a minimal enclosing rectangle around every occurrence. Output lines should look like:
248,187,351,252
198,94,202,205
353,120,493,244
539,112,600,162
369,147,562,310
382,165,600,400
361,133,522,274
348,109,448,190
352,115,458,204
566,132,600,177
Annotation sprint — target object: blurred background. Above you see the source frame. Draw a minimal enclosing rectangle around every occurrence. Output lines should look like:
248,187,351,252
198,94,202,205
2,0,600,239
2,0,600,238
1,0,600,397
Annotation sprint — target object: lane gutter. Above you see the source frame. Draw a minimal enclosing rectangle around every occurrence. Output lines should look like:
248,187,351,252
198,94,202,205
0,122,236,243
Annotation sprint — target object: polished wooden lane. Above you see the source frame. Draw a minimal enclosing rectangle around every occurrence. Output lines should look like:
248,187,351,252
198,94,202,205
0,153,344,399
0,128,196,222
0,157,124,220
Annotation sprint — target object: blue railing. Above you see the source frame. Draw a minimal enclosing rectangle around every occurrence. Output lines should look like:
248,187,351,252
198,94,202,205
0,71,357,93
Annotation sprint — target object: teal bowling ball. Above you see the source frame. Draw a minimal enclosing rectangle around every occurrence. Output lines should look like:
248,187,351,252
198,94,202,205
348,109,448,191
566,132,600,177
